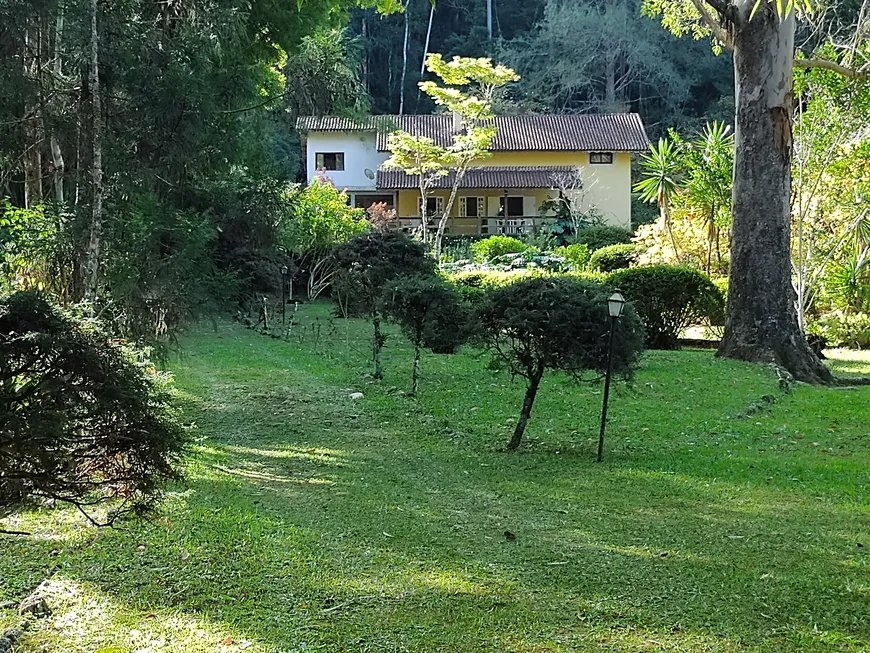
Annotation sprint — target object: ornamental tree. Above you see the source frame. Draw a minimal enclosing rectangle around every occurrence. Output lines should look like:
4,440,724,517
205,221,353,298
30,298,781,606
642,0,870,383
0,292,186,522
384,54,519,261
380,275,467,395
474,277,645,450
332,232,435,379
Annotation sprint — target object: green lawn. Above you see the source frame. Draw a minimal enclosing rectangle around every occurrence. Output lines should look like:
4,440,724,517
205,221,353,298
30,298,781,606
3,303,870,652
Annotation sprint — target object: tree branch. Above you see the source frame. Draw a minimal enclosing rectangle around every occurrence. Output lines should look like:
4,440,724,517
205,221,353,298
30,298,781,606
794,58,870,78
692,0,733,50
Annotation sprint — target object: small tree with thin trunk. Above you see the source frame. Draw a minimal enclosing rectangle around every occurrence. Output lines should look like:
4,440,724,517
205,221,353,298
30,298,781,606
380,275,467,395
332,232,435,379
474,277,645,450
385,54,519,260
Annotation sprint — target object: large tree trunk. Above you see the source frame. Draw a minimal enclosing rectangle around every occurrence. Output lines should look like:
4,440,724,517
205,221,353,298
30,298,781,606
717,2,833,384
82,0,103,303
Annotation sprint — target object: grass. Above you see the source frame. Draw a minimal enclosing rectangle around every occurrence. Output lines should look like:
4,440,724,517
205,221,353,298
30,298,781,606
2,302,870,652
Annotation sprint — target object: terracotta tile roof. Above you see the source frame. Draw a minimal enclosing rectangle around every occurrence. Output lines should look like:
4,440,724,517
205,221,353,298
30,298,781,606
377,166,581,190
296,114,649,152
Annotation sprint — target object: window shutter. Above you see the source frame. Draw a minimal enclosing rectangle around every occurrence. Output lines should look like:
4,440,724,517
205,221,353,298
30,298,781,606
523,196,537,217
459,197,467,217
477,197,485,216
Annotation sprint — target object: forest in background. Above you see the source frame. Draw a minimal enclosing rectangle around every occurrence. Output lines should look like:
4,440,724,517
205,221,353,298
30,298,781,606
348,0,735,134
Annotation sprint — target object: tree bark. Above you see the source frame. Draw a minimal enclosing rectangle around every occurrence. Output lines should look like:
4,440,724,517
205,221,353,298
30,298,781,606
23,25,44,209
399,0,411,115
508,369,543,451
416,3,434,110
50,7,65,206
411,339,421,396
83,0,103,304
372,316,384,379
717,2,833,384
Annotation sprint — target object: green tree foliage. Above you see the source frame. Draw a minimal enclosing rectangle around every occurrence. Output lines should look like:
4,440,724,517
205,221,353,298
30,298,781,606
332,232,435,378
606,265,724,349
471,235,526,262
589,244,638,272
0,0,385,347
0,291,186,520
380,274,467,394
635,123,734,274
474,277,645,450
385,53,518,260
572,225,634,251
503,0,687,114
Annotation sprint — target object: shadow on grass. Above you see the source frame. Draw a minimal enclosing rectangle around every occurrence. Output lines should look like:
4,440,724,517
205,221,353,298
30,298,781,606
3,321,870,652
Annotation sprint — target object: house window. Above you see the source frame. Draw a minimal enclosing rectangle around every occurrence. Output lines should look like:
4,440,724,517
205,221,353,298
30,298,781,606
459,196,484,218
315,152,345,171
499,196,525,217
353,194,394,210
590,152,613,165
420,196,444,218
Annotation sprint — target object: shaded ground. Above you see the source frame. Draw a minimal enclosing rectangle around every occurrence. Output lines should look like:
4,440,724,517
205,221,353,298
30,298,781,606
2,305,869,652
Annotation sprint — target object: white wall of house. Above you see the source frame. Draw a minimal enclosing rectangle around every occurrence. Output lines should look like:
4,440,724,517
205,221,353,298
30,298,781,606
305,132,388,191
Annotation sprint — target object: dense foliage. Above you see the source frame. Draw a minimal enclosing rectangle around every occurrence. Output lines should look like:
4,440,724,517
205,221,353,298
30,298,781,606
589,244,637,272
572,226,634,252
332,232,435,378
380,275,468,393
474,276,644,449
606,265,724,349
471,236,527,262
0,292,186,520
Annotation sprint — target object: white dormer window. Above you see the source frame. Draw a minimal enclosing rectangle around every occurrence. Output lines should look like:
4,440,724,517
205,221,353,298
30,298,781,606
316,152,345,171
590,152,613,165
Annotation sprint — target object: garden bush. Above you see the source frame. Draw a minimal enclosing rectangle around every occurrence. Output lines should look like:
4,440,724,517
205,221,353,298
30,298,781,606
332,232,435,378
588,243,637,272
380,275,469,394
810,311,870,349
553,243,591,269
0,292,186,520
573,225,633,251
471,235,526,262
474,276,644,450
606,265,725,349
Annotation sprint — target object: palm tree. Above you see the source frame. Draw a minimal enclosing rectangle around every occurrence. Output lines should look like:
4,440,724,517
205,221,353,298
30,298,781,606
634,138,682,260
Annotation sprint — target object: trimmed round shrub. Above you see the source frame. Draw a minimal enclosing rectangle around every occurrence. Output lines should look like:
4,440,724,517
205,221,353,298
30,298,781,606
474,276,645,450
606,265,725,349
589,243,637,272
471,235,526,262
573,225,633,251
1,291,186,520
553,243,591,269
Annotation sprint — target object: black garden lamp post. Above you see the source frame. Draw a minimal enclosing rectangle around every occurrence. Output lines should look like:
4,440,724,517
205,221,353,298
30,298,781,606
280,265,288,324
597,291,626,463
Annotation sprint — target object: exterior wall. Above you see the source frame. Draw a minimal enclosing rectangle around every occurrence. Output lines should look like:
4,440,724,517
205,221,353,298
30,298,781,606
397,189,559,236
304,132,387,191
303,130,633,227
477,151,633,229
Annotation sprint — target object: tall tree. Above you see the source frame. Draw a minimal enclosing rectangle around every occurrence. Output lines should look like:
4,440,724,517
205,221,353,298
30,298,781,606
644,0,870,382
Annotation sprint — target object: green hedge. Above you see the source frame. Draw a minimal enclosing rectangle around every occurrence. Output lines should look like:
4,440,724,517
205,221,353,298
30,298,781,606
573,225,633,251
589,244,636,272
810,311,870,349
471,235,526,262
606,265,725,349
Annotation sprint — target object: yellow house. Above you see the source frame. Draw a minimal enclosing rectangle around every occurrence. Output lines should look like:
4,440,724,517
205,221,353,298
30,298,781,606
297,114,649,235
